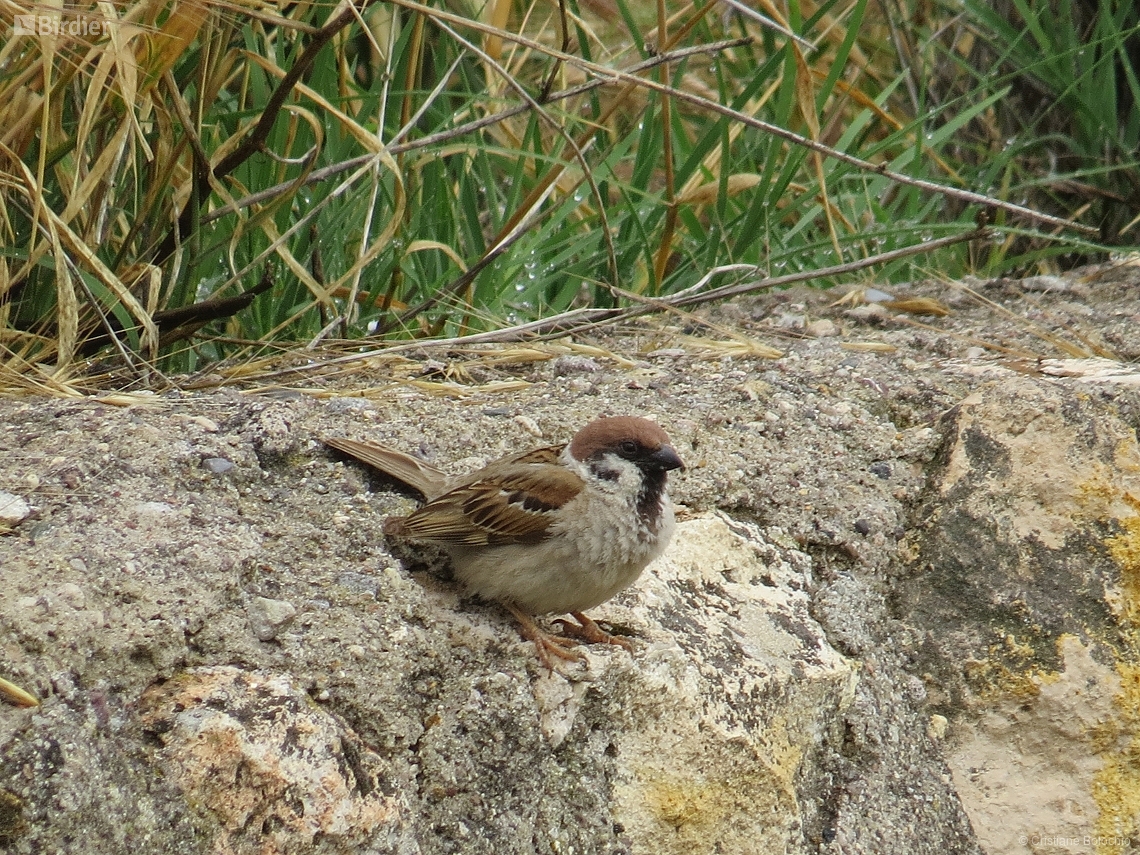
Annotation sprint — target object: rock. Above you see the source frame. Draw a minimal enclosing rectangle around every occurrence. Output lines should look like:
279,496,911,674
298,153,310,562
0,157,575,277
805,318,839,337
136,667,414,855
0,680,207,853
0,492,31,526
325,397,374,414
602,515,857,853
335,571,382,597
773,311,806,330
4,269,1140,854
898,376,1140,854
552,355,601,374
246,596,297,642
201,457,234,474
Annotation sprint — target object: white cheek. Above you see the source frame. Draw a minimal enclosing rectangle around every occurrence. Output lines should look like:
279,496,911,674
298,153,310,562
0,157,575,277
591,454,644,495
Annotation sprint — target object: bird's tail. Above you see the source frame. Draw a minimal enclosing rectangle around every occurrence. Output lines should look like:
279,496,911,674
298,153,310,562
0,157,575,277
324,437,448,499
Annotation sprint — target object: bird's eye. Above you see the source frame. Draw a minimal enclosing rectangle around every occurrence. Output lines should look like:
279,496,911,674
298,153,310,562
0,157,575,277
619,440,638,456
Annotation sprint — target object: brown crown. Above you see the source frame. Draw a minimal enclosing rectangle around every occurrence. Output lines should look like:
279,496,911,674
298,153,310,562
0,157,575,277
568,416,674,461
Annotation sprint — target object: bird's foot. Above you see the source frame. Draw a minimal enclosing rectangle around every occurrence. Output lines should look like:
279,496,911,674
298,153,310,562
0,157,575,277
505,604,586,669
553,611,634,652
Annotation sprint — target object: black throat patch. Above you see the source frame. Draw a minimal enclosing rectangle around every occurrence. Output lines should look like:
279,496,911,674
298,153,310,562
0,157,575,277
636,468,667,532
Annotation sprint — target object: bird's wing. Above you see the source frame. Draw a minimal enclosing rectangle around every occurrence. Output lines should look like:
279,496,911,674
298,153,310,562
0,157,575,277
385,461,584,545
447,443,566,486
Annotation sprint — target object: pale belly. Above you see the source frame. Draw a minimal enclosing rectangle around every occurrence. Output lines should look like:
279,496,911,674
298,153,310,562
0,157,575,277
445,500,676,615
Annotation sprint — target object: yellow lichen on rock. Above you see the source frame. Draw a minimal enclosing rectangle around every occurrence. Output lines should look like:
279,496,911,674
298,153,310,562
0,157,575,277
1095,496,1140,854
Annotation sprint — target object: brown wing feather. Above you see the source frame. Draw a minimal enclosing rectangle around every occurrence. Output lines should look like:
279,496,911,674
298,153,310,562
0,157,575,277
449,443,565,487
392,461,583,545
505,444,565,465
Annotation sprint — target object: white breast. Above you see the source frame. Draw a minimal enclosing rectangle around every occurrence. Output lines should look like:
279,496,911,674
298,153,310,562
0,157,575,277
445,455,676,615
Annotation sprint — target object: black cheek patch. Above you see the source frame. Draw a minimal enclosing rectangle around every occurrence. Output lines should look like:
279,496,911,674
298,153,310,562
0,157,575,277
588,462,622,483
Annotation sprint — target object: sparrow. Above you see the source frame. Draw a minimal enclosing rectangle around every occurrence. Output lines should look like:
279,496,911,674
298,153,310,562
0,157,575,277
325,416,684,667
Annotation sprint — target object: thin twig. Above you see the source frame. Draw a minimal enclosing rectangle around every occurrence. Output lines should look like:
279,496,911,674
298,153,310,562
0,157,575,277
200,224,992,386
373,19,619,332
375,181,563,336
199,38,753,225
151,0,379,264
717,0,818,51
676,227,994,306
385,0,1097,236
0,675,40,708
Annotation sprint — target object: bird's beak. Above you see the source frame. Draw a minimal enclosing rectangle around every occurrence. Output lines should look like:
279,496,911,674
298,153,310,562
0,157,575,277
651,444,686,472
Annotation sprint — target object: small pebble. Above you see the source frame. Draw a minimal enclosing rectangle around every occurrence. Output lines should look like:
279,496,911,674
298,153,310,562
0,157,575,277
513,415,543,437
927,714,949,740
57,583,85,607
135,501,175,516
0,492,31,525
844,304,890,322
202,457,235,474
247,596,297,641
552,355,601,375
805,319,839,338
325,397,375,414
336,572,381,597
773,312,805,330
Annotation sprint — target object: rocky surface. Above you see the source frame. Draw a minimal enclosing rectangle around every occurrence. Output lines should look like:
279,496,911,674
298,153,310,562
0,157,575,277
2,260,1140,854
